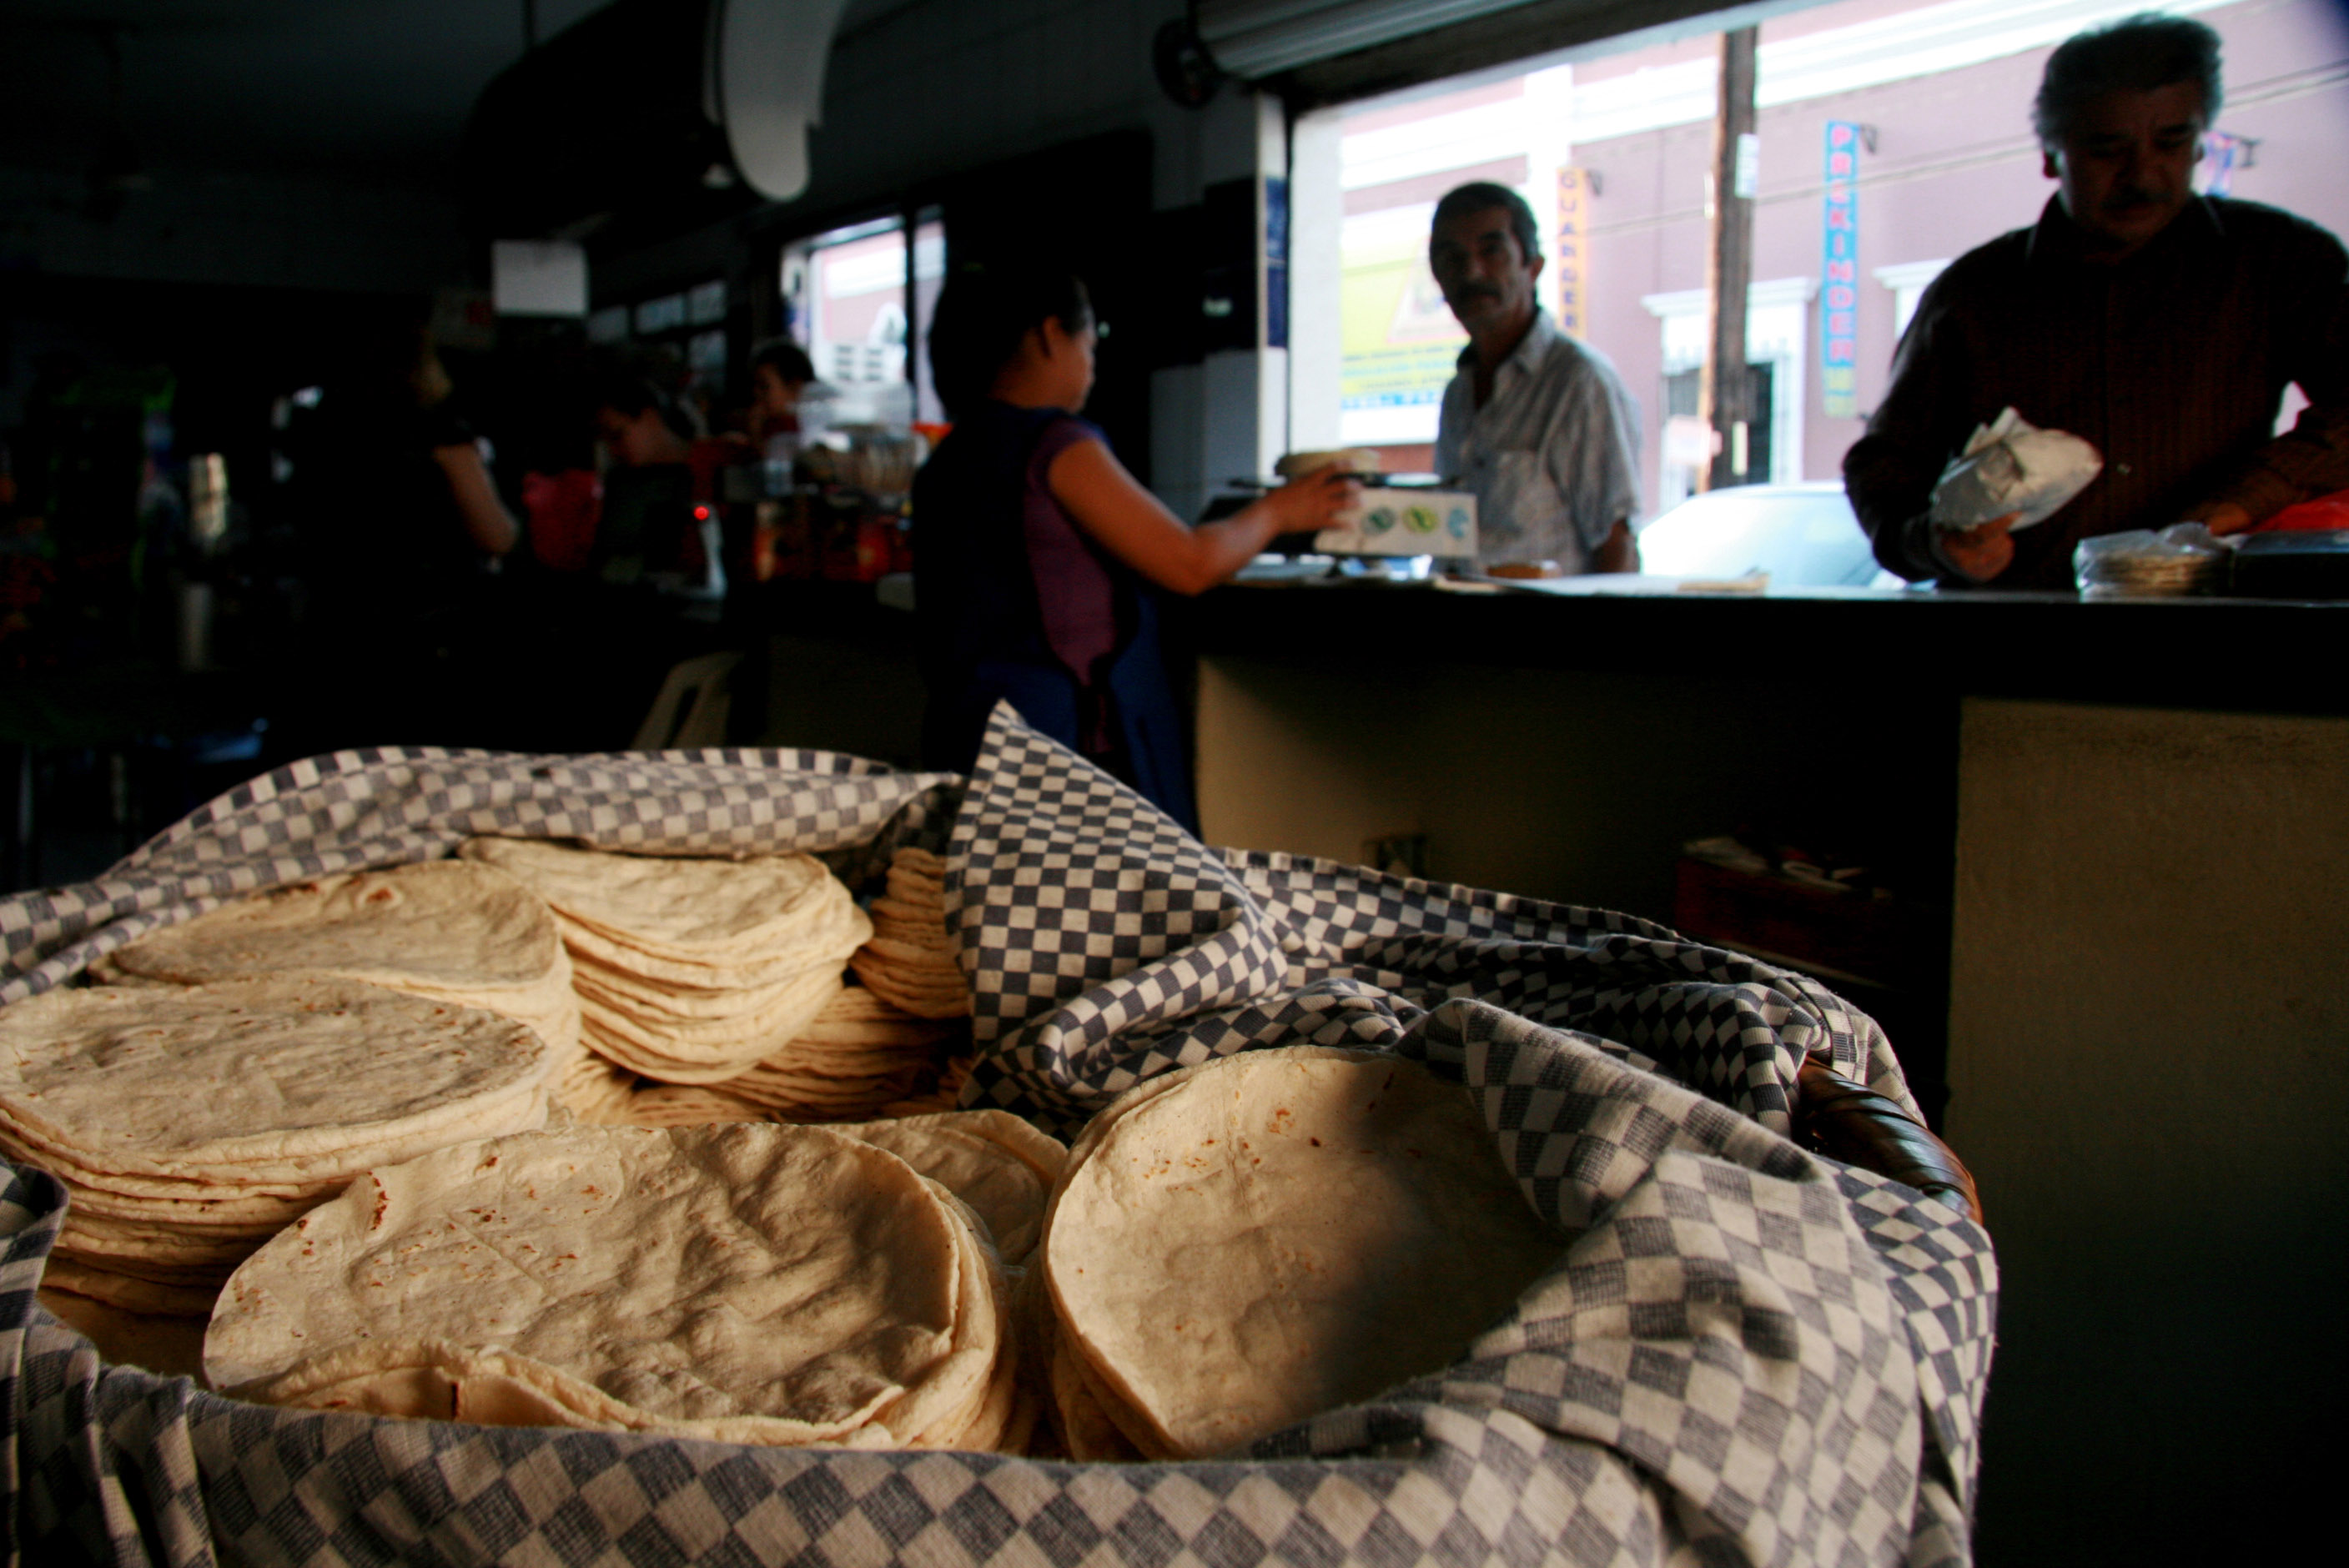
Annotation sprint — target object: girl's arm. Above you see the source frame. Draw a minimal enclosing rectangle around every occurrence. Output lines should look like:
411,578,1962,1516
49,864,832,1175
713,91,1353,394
1047,439,1356,596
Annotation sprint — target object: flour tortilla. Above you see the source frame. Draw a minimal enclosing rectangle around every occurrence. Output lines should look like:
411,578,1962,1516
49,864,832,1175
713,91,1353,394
868,897,953,935
0,979,551,1184
102,861,584,1062
574,964,843,1061
105,860,566,996
556,1053,640,1127
549,917,858,993
2,1070,550,1198
207,1124,1008,1448
459,838,863,960
1049,1324,1149,1460
43,1254,222,1317
858,934,958,966
1041,1048,1565,1458
848,958,970,1020
716,985,961,1120
619,1086,772,1128
566,952,835,1021
38,1171,326,1229
60,1208,277,1265
460,838,873,1088
723,1069,930,1115
827,1111,1068,1264
55,1204,284,1246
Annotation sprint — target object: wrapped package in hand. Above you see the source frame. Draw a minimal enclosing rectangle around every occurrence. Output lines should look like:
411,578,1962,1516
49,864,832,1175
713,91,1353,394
1929,406,2103,532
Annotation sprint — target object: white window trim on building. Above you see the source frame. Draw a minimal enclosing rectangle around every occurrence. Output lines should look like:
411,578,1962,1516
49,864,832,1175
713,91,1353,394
1642,275,1818,509
1873,258,1951,341
1572,0,2233,143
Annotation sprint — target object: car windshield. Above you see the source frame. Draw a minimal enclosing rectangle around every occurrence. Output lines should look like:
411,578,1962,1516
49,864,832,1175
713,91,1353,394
1638,486,1883,587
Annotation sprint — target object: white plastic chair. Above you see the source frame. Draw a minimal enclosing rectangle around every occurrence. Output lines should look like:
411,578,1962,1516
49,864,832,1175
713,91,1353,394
631,651,742,751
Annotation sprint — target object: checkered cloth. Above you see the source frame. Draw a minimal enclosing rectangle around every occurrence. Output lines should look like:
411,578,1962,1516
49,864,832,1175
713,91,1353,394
951,706,1919,1141
0,711,1994,1567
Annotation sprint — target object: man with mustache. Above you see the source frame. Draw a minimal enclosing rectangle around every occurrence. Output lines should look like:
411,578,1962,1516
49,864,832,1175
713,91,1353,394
1845,13,2349,588
1430,183,1642,574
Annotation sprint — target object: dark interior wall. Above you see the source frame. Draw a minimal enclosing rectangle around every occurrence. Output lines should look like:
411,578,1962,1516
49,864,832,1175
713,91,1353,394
578,1,1264,498
930,132,1158,485
0,167,469,299
0,0,572,299
0,273,425,551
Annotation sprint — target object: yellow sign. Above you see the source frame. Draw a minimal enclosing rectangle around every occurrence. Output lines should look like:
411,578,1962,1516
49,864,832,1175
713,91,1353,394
1556,168,1592,339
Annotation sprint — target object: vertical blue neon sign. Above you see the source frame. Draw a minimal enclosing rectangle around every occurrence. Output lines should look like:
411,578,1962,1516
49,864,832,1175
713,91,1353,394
1822,121,1860,419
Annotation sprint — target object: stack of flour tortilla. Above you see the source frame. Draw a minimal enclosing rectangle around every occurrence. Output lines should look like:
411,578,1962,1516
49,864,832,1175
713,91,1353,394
2,977,551,1317
827,1108,1064,1266
1034,1048,1567,1460
463,837,968,1121
97,861,606,1118
206,1121,1044,1451
717,986,961,1118
613,1083,773,1128
849,848,972,1019
461,838,873,1086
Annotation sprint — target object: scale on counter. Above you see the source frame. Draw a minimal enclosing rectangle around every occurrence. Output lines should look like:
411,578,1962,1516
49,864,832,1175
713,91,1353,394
1314,485,1478,560
1217,455,1479,579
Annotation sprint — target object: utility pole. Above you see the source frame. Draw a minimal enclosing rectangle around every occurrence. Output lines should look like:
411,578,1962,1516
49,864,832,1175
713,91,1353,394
1700,26,1758,493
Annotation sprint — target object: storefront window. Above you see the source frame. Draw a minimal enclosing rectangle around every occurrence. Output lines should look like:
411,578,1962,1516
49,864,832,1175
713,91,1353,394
779,212,946,431
1290,0,2349,513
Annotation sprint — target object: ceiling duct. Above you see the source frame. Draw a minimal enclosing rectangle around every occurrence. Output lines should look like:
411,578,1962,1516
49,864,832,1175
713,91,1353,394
722,0,852,201
463,0,846,240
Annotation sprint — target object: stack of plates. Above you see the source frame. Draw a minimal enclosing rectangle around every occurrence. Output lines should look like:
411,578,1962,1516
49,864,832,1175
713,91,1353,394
1034,1048,1564,1460
98,861,597,1115
0,978,551,1316
206,1123,1030,1451
723,985,960,1119
851,848,972,1018
461,838,870,1086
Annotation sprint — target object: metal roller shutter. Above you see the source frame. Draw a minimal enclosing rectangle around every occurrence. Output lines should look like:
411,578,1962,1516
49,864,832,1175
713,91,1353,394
1195,0,1549,78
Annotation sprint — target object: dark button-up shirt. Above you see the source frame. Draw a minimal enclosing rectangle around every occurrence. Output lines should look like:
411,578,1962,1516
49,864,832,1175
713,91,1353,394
1844,196,2349,589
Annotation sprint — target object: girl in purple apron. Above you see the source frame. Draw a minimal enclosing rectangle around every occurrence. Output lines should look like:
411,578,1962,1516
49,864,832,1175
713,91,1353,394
913,265,1352,832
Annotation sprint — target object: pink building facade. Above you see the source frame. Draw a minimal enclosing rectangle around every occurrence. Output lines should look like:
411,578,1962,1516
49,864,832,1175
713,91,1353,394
1311,0,2349,519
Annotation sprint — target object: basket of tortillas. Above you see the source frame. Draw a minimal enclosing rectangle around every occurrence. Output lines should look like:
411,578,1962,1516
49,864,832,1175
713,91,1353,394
0,722,1990,1568
9,832,1559,1462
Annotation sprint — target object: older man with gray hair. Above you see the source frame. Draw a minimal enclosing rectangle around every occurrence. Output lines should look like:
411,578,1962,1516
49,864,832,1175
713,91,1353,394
1844,12,2349,589
1429,181,1643,575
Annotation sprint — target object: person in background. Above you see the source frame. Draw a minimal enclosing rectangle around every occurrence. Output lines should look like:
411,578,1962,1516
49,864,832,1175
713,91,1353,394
305,314,518,615
1429,182,1642,575
582,370,716,596
590,374,695,470
913,261,1356,830
278,311,520,756
1844,13,2349,589
750,339,817,442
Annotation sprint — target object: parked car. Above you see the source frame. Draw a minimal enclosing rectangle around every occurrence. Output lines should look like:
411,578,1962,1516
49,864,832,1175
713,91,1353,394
1635,481,1908,588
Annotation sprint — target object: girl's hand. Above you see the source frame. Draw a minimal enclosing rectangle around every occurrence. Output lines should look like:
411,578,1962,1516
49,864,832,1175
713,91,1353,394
1263,467,1361,534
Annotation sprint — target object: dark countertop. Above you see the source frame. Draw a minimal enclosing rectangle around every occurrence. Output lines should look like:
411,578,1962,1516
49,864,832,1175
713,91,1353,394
1187,577,2349,716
